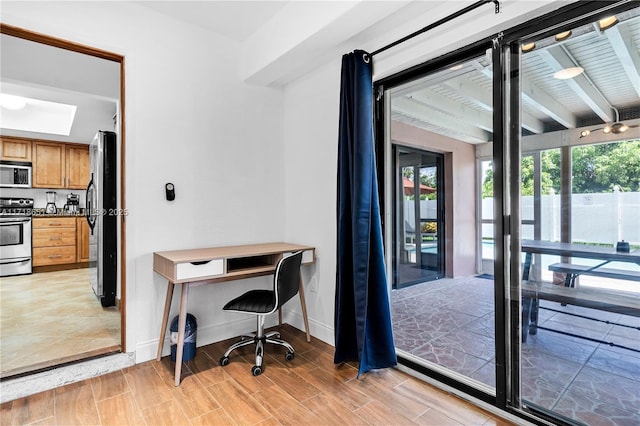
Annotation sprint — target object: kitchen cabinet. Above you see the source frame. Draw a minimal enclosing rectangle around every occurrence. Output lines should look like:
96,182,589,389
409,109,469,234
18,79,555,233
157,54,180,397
66,144,90,189
33,217,76,266
33,142,65,188
76,217,91,263
33,142,89,189
0,137,32,162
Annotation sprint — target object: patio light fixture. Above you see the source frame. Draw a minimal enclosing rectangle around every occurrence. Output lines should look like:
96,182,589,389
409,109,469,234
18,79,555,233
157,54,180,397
521,42,536,52
598,16,618,31
553,66,584,80
580,119,637,139
555,31,572,41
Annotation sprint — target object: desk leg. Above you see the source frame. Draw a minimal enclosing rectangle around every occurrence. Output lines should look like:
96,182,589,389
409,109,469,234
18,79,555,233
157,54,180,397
298,272,311,342
174,283,189,387
157,281,175,361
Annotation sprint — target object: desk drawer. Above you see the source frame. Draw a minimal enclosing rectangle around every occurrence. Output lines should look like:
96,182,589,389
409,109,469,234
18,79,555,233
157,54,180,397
176,259,224,280
284,250,315,264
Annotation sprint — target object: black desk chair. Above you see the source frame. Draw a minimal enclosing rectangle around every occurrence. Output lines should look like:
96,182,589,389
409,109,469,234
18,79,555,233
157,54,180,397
219,251,303,376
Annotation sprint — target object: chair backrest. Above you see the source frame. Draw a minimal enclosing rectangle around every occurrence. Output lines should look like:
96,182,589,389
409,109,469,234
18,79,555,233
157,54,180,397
274,251,303,309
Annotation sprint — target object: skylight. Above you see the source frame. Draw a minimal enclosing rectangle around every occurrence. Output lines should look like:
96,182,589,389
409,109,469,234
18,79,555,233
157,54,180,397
0,93,77,136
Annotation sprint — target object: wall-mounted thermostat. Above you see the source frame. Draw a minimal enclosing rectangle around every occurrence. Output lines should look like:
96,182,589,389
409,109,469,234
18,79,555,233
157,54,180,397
165,183,175,201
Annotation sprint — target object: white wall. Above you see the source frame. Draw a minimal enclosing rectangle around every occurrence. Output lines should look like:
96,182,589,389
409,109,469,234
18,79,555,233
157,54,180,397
2,0,567,365
1,2,286,362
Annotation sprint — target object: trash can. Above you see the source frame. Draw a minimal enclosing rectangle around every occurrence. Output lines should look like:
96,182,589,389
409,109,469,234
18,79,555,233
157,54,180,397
170,313,197,362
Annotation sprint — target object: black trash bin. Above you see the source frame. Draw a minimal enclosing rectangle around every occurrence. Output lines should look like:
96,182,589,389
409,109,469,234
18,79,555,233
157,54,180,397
170,313,197,362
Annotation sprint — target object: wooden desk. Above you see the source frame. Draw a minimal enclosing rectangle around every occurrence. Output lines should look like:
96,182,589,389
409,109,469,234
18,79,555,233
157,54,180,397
153,242,315,386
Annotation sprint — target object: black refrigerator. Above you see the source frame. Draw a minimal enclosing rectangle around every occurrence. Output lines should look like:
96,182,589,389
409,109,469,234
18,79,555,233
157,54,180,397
86,130,117,307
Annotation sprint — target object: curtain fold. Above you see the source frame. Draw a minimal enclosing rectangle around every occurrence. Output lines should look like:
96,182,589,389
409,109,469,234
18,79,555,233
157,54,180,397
334,50,397,377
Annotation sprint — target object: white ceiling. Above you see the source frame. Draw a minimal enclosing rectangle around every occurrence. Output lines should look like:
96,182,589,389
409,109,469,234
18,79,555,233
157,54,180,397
135,1,288,42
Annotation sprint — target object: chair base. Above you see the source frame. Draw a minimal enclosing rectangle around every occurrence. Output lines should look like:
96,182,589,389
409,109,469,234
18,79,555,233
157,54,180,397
219,315,294,375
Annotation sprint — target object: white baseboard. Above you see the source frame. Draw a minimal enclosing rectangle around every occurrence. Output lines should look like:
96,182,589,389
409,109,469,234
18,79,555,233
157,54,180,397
136,310,336,364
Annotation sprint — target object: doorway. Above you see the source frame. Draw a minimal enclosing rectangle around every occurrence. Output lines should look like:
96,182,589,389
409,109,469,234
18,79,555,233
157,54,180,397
0,24,126,379
393,146,444,289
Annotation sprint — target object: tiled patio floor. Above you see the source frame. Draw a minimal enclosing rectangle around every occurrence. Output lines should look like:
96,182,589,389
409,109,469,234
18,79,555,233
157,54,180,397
391,276,640,426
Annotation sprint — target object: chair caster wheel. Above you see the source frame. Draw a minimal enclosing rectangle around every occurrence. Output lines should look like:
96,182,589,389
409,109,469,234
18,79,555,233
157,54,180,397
251,365,263,376
285,351,294,361
219,356,230,366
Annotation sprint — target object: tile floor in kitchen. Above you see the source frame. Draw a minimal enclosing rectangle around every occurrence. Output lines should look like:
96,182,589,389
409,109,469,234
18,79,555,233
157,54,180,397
391,275,640,426
0,269,120,378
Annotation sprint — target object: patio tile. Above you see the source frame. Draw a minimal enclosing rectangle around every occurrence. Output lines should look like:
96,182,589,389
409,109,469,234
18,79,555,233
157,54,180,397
391,277,638,425
522,330,598,364
431,329,495,361
469,359,495,388
565,365,640,413
521,378,563,411
521,350,582,392
553,384,640,426
463,312,495,338
412,344,488,376
586,346,640,381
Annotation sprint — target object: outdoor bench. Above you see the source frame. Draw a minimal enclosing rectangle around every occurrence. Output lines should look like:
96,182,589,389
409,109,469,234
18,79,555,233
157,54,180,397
548,262,640,287
521,280,640,352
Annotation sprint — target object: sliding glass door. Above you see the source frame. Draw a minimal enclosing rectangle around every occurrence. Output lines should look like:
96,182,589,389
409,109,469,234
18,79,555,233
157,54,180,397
393,146,444,289
378,2,639,425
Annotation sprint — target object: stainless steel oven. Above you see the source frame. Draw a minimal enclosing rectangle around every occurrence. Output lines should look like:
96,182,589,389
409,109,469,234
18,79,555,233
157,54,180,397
0,198,33,277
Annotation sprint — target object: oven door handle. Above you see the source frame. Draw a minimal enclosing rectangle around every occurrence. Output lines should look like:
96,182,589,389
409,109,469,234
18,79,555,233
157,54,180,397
0,257,31,265
0,218,31,224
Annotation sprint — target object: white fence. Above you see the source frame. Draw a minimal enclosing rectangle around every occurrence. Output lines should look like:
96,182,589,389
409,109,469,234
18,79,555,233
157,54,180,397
406,189,640,246
482,189,640,246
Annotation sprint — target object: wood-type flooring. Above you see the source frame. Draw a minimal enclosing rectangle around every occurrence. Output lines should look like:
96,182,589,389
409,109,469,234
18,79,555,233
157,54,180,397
1,324,513,425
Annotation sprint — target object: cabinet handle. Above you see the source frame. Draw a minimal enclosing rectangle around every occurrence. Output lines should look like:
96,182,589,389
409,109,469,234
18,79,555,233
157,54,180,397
48,254,62,259
49,222,62,226
49,236,61,240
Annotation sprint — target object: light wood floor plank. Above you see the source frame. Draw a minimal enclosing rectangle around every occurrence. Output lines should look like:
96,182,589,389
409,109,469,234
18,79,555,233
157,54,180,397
95,392,145,426
207,379,271,425
141,398,190,426
90,370,130,402
54,382,100,425
5,389,54,425
2,324,514,426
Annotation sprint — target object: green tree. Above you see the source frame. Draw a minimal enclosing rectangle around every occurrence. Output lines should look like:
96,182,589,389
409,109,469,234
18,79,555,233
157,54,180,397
481,139,640,196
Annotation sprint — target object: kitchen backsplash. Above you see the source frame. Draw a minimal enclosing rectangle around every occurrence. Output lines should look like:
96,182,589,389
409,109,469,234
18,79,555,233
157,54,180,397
0,187,85,210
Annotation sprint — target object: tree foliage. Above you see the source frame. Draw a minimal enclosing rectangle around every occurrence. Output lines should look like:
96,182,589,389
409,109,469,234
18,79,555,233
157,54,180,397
482,140,640,198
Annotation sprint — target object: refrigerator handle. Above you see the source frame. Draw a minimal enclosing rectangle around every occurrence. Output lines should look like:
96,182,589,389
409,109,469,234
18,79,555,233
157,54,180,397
86,173,96,235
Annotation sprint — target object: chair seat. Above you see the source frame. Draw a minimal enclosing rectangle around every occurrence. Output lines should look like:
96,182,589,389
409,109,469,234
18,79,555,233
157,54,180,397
223,289,276,314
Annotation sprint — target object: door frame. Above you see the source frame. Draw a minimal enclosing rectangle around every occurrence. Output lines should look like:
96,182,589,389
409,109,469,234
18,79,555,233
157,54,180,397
0,23,128,353
392,144,445,289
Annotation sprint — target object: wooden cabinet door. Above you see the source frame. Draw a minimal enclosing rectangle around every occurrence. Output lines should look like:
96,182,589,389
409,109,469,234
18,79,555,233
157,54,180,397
66,144,90,189
33,142,65,188
77,217,91,263
0,137,32,161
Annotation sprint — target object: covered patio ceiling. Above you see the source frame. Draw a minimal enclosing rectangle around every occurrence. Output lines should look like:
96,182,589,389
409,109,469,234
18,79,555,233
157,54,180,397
390,7,640,145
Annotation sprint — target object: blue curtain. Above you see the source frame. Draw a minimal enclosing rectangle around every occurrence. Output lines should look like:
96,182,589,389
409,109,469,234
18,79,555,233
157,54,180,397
334,50,397,377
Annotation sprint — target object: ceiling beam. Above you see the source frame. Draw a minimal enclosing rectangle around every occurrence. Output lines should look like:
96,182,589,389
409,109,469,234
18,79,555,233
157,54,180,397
409,88,492,132
392,96,489,143
537,45,614,122
604,23,640,99
442,75,544,134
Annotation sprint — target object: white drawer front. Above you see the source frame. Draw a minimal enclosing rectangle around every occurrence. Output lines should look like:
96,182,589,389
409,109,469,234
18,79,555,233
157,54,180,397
176,259,224,280
284,250,314,264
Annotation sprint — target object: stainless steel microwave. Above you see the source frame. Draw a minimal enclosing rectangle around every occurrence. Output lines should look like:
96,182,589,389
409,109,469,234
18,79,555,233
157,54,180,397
0,161,32,188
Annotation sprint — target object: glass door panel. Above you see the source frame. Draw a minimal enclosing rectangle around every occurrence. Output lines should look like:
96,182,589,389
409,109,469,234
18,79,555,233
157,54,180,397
388,52,495,393
517,8,640,424
394,148,443,288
